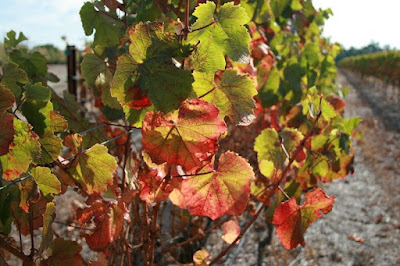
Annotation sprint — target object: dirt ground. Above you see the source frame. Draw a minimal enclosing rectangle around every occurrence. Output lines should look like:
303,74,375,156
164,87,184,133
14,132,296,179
217,70,400,266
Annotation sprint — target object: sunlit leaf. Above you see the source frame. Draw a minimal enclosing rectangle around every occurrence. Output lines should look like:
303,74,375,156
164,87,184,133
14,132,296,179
178,152,254,220
111,22,193,113
142,99,226,172
193,69,257,126
188,1,251,72
272,188,334,249
31,167,61,196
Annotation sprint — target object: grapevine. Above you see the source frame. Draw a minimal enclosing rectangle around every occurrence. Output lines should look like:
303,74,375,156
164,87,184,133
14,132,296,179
0,0,359,265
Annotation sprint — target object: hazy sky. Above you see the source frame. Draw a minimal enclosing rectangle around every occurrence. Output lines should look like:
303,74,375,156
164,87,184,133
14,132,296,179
0,0,399,49
313,0,400,49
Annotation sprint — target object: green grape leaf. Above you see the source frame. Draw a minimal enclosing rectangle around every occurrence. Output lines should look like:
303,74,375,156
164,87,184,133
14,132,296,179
4,30,27,47
0,118,40,181
255,128,303,171
111,22,193,113
142,99,226,172
193,69,257,126
258,67,281,107
21,100,54,136
179,152,255,220
24,82,51,102
68,144,117,195
80,2,124,47
9,50,47,78
0,185,19,235
188,1,251,72
36,132,63,165
272,188,334,249
81,53,106,85
0,62,29,97
31,167,61,196
302,43,320,68
39,202,56,253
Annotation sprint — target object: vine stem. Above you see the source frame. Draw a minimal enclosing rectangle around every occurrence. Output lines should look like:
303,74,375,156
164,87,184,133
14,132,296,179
183,0,190,40
148,202,160,266
209,109,322,265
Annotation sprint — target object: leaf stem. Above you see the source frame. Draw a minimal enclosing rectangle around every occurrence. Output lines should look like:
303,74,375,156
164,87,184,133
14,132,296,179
190,21,216,32
183,0,190,40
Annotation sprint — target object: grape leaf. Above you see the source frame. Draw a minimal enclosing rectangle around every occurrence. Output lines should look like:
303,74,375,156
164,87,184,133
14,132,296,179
40,202,56,253
24,82,51,102
11,198,47,235
193,249,210,266
254,128,303,170
193,69,257,126
138,169,180,204
36,132,63,165
179,152,254,220
0,118,40,181
0,185,18,235
9,50,47,78
0,62,28,97
4,30,27,47
188,1,251,72
142,99,226,172
77,196,126,251
0,113,15,156
44,238,83,266
21,100,55,136
272,188,334,249
81,53,106,85
67,144,117,195
0,84,15,113
80,2,124,47
111,22,193,113
221,219,240,244
258,67,281,107
31,167,61,196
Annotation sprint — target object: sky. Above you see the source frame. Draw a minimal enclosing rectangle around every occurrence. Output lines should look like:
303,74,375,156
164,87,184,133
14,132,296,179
0,0,399,50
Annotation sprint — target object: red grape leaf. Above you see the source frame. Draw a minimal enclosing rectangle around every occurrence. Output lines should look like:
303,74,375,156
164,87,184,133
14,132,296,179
0,84,15,113
142,99,226,172
77,197,126,251
11,198,47,235
0,113,15,156
221,219,240,244
138,169,181,204
179,152,255,220
272,188,334,249
125,85,152,110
